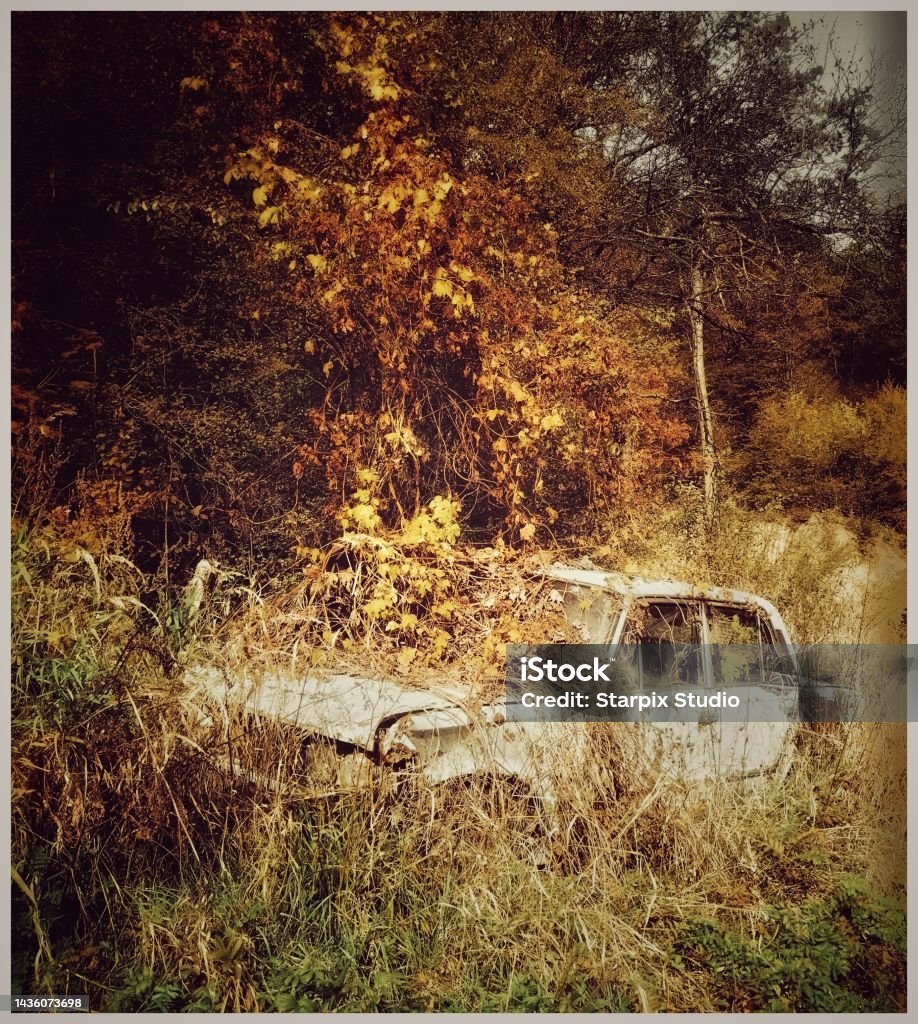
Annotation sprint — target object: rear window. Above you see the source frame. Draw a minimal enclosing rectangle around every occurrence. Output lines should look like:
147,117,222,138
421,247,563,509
707,604,784,684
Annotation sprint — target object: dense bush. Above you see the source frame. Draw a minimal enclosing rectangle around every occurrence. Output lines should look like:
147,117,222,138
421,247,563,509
735,384,905,527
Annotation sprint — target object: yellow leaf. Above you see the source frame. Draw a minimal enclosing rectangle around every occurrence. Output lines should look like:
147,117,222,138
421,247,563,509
322,359,334,377
520,522,536,542
252,186,268,207
451,262,475,283
296,178,323,202
303,339,315,355
307,253,328,273
257,205,281,229
180,76,209,92
432,277,453,299
363,598,391,618
397,647,417,669
430,628,450,657
413,188,429,206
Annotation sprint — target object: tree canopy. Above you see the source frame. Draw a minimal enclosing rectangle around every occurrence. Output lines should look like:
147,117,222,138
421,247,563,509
12,11,906,578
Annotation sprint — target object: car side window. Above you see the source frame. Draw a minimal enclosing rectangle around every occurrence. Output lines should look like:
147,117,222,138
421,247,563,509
625,601,702,687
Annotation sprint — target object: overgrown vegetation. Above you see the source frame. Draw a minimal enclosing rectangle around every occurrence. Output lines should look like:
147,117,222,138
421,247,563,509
11,10,906,1013
13,12,905,568
11,502,906,1011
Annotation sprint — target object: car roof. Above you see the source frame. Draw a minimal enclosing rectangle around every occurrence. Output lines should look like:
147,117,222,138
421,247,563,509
541,564,783,621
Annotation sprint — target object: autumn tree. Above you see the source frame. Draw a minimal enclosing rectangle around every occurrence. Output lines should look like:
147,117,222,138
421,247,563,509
12,11,904,571
12,11,692,574
400,12,904,527
218,12,691,542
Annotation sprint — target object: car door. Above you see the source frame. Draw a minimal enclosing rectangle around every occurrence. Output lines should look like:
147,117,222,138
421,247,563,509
617,599,724,779
616,599,796,779
703,602,797,777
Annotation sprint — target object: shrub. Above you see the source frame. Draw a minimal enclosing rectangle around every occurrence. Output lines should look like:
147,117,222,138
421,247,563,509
736,384,905,528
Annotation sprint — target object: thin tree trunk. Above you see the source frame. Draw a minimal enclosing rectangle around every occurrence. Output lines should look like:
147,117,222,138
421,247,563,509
688,261,717,527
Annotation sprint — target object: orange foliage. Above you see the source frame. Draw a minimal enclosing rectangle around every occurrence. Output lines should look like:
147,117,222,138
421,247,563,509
218,13,691,541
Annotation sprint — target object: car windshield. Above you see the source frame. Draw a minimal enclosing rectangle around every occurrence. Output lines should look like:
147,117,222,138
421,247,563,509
555,583,622,643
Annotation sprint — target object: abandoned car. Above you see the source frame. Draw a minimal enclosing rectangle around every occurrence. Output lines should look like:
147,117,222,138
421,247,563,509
188,565,836,802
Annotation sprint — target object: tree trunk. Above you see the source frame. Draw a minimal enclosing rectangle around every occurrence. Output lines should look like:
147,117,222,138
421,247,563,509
688,261,717,527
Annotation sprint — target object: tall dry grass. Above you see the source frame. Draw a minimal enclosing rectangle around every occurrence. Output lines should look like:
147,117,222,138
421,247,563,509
11,508,907,1011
